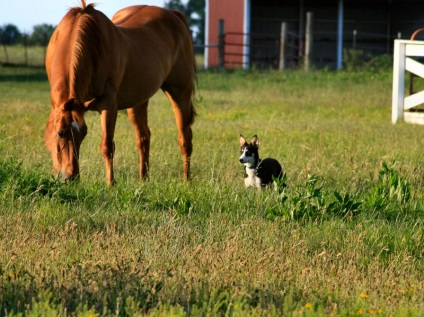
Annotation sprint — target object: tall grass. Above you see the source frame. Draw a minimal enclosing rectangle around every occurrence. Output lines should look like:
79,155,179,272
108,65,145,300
0,65,423,316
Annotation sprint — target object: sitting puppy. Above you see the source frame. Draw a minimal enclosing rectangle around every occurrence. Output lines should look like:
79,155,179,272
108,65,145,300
239,135,284,188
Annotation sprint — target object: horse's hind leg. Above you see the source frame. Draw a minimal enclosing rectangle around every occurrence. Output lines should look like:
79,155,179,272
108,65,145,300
164,91,194,181
127,101,150,179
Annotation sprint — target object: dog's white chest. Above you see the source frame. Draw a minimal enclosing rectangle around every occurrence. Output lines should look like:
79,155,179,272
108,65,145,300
244,168,262,188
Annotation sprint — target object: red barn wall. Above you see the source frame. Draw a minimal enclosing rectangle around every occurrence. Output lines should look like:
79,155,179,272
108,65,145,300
207,0,246,68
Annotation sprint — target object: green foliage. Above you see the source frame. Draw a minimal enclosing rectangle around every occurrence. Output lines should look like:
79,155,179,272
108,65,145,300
343,49,392,72
375,161,411,204
268,174,326,221
29,24,55,46
367,161,412,220
267,161,414,223
328,190,362,218
0,24,22,45
269,173,362,221
165,0,205,45
0,157,56,196
0,157,87,203
0,23,55,46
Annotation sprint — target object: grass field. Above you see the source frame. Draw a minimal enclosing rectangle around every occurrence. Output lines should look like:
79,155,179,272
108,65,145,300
0,46,46,67
0,64,423,316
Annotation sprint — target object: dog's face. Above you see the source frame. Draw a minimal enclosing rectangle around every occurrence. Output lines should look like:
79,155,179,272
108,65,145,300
239,135,259,167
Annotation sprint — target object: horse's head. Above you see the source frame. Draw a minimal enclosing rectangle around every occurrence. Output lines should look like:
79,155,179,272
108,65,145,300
44,98,87,182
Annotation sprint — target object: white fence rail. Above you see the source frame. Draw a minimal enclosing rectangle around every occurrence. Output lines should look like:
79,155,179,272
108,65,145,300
392,39,424,125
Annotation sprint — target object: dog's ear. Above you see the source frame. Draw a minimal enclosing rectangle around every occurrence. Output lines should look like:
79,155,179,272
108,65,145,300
240,134,247,146
250,135,259,147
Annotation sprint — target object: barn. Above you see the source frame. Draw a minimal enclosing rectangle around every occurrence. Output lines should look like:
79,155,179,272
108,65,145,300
204,0,424,69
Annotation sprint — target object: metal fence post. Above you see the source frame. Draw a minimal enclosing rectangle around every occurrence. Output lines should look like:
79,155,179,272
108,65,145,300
304,12,313,71
279,22,287,71
218,19,224,69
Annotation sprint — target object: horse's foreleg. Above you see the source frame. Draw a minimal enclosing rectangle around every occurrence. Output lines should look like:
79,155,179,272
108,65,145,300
99,108,117,185
127,102,150,180
164,92,194,181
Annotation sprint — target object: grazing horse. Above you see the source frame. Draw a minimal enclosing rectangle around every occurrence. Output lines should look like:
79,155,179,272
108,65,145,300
44,1,196,185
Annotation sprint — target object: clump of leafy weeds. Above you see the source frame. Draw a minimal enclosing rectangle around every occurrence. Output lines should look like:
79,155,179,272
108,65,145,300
267,173,328,221
366,161,412,220
372,161,410,204
267,161,412,222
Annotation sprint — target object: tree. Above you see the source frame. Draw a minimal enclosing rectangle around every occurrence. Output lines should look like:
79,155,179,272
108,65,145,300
165,0,186,13
187,0,205,46
0,24,22,45
165,0,205,46
30,24,55,46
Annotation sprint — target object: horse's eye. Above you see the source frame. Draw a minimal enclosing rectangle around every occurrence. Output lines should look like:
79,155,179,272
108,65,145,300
58,130,66,138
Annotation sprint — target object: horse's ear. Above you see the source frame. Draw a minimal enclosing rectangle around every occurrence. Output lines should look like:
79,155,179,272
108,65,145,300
250,135,259,147
240,134,247,146
63,98,76,111
63,98,84,112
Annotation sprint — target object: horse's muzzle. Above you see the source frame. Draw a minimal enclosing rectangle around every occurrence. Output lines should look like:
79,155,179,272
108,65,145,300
59,169,79,183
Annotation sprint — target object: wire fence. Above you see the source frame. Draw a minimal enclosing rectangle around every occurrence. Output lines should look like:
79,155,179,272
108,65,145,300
214,28,407,69
0,29,413,70
1,45,208,69
0,45,46,67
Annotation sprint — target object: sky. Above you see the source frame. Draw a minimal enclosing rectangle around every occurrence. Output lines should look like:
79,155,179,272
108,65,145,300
0,0,166,33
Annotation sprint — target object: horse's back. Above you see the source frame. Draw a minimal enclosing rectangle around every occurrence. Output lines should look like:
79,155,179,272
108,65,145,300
112,5,185,31
113,6,192,55
111,5,149,26
112,5,195,105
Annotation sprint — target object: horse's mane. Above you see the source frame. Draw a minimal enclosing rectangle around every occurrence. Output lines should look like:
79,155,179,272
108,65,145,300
69,1,103,101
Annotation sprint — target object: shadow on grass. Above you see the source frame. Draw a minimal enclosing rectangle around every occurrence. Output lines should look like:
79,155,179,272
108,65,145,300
0,265,291,317
0,63,47,82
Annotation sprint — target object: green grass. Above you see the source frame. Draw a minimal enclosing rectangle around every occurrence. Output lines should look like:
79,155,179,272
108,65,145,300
0,45,46,66
0,65,423,316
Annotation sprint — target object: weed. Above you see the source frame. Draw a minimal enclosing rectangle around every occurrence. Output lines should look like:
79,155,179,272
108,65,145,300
328,190,362,218
367,161,412,219
269,174,332,221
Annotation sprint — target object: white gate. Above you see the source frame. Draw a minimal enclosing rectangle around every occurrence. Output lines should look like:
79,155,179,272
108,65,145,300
392,39,424,124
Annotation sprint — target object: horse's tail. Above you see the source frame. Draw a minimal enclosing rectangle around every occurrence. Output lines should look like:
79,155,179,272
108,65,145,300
172,10,197,122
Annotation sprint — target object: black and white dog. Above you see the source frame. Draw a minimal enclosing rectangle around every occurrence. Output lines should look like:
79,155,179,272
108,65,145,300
239,135,284,188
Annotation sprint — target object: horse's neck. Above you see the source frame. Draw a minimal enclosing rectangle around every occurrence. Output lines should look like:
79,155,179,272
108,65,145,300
69,13,116,101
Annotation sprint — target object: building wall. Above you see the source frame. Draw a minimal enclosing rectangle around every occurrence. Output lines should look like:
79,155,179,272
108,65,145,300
206,0,245,68
249,0,424,68
206,0,424,69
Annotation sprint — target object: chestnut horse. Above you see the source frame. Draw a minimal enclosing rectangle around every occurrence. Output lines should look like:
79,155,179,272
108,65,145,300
44,1,196,185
